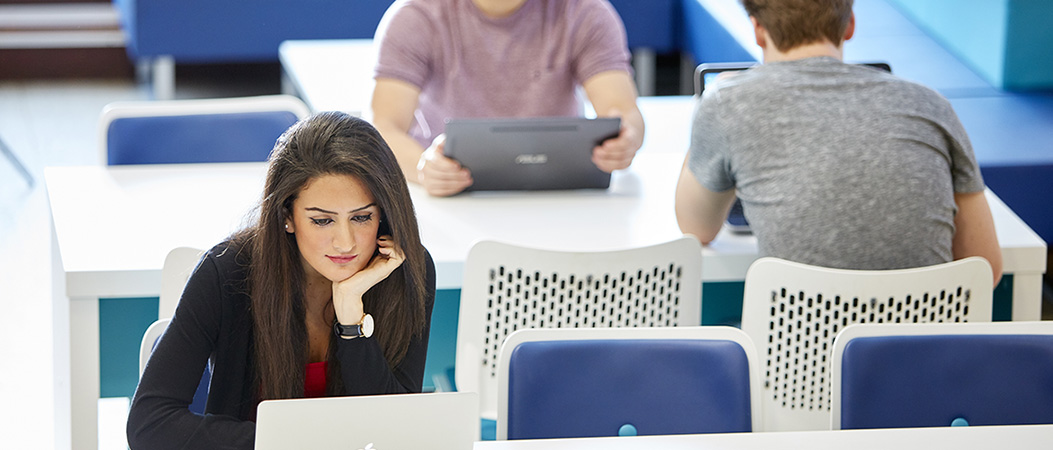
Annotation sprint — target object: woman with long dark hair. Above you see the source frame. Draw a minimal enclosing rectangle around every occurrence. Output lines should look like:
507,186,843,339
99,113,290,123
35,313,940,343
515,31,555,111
127,112,434,449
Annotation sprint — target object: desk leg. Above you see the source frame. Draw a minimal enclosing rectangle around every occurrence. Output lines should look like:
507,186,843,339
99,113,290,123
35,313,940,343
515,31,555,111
52,228,72,450
52,226,100,450
1012,272,1044,321
71,295,101,450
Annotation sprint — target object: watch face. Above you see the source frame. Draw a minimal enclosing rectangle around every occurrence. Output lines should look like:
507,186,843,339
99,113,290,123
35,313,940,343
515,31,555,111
362,314,374,338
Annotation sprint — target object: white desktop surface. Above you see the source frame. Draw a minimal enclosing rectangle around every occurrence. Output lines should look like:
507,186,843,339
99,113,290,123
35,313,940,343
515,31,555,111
474,424,1053,450
279,39,377,117
47,155,1044,298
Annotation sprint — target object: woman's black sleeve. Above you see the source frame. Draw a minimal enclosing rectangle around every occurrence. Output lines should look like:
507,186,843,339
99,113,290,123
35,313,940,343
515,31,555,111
335,251,436,394
126,252,255,450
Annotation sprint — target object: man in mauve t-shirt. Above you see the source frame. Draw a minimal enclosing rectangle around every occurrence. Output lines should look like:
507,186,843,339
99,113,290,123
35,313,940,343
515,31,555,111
371,0,645,196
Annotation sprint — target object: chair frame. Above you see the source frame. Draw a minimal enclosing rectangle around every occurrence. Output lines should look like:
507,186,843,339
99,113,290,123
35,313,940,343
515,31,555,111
139,318,171,376
98,94,310,165
741,256,994,431
159,247,204,320
496,326,762,439
830,321,1053,430
455,236,704,420
139,246,209,412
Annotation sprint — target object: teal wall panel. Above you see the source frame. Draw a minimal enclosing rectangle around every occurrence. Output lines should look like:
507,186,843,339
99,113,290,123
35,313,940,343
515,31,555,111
1004,0,1053,90
992,273,1013,321
701,281,745,326
99,297,158,399
424,289,460,391
97,277,1015,398
98,291,463,398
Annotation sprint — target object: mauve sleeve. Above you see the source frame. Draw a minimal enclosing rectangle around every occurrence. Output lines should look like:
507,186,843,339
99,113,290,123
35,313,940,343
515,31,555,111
569,0,633,84
373,1,436,89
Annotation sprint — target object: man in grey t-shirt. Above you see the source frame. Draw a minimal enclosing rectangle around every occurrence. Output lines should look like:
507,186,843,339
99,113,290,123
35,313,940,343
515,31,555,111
674,0,1001,283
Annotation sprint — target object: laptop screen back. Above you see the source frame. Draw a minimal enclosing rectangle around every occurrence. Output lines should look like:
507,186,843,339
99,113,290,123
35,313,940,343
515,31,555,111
254,392,479,450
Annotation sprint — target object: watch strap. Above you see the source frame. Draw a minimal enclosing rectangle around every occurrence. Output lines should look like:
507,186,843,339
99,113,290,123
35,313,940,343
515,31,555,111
333,320,364,339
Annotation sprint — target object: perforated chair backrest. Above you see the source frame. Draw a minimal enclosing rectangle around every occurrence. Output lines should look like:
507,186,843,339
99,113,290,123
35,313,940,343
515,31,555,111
139,318,210,414
832,321,1053,430
740,256,993,431
160,247,204,320
497,326,761,440
456,236,704,420
100,95,310,165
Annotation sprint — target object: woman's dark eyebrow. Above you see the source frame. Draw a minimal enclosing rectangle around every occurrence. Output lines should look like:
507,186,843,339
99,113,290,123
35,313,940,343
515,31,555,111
304,203,376,214
350,203,377,213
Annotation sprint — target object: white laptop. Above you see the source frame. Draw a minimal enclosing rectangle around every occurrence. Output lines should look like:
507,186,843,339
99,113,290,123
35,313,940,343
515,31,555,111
443,116,620,191
254,391,479,450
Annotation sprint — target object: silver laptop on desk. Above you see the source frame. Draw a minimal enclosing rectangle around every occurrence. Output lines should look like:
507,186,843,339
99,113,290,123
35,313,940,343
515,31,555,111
254,391,479,450
443,117,620,191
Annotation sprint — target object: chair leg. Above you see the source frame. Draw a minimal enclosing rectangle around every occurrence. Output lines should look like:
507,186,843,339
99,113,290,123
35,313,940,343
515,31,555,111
151,55,176,100
632,48,656,97
680,53,697,95
0,136,34,187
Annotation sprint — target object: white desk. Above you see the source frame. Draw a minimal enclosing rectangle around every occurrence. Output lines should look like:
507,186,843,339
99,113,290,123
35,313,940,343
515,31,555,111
46,151,1047,449
278,39,377,117
474,424,1053,450
50,40,1046,450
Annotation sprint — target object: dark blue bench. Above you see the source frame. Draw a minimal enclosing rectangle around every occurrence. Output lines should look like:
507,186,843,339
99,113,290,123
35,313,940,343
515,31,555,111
114,0,395,99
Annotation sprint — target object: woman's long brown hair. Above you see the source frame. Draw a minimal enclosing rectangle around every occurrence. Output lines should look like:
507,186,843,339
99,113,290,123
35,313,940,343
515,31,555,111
236,112,428,401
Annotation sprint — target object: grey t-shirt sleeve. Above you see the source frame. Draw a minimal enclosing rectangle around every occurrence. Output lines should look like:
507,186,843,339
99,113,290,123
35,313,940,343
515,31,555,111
935,97,985,194
687,92,735,193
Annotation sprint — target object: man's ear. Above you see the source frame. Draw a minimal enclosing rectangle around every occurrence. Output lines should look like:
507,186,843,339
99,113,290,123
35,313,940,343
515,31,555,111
751,16,767,49
843,12,856,42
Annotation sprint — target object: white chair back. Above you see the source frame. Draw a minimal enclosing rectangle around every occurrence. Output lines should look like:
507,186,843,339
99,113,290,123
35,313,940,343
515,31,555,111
456,236,704,420
159,246,204,320
143,246,203,374
741,256,993,431
139,318,170,376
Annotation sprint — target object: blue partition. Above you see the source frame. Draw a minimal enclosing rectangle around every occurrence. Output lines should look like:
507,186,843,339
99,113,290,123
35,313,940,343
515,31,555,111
681,0,758,64
887,0,1053,91
608,0,681,54
116,0,395,63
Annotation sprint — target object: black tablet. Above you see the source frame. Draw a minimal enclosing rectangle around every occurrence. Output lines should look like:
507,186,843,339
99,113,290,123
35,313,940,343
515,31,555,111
444,117,620,191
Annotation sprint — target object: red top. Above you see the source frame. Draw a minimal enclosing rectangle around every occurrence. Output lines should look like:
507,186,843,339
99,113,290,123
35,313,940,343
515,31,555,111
304,361,328,398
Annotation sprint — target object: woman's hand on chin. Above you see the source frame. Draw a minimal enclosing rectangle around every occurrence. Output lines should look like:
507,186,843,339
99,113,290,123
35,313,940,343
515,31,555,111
331,235,405,324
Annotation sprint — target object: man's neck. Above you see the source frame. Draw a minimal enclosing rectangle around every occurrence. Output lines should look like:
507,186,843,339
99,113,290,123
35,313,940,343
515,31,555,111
763,40,843,63
471,0,528,18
